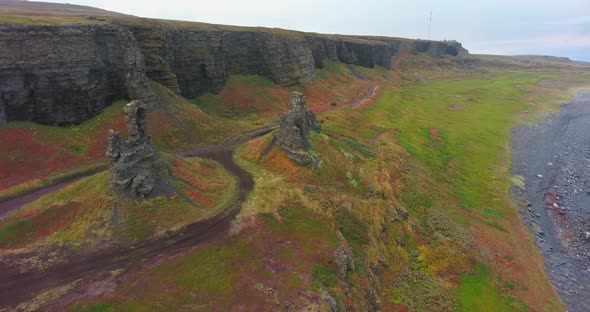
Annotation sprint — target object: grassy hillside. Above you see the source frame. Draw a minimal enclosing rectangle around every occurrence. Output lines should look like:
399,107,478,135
57,62,590,311
4,3,590,311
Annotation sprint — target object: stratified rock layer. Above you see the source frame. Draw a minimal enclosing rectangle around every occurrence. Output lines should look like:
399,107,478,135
276,92,321,166
0,24,155,126
0,17,467,126
107,100,160,198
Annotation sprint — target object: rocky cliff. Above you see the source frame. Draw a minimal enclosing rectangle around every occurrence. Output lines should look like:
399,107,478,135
129,26,316,98
127,26,404,98
355,36,468,59
0,13,467,126
0,24,155,126
305,35,396,69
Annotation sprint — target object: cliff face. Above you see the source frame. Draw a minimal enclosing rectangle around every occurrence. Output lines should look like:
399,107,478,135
305,36,397,69
129,27,316,98
0,21,467,126
129,27,407,99
0,24,154,126
356,36,469,59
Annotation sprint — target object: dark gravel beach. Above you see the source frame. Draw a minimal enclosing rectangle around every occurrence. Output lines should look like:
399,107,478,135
512,90,590,311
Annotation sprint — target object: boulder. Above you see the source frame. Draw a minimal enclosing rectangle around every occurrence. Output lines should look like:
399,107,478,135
106,100,161,198
275,92,321,165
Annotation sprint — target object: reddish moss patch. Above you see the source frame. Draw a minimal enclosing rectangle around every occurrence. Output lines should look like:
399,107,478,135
0,201,80,248
170,157,230,209
67,206,339,310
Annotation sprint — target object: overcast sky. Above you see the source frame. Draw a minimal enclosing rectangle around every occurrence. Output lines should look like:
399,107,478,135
51,0,590,61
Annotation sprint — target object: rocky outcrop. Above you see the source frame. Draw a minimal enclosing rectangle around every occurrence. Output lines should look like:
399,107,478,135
107,100,162,198
276,92,321,166
355,36,468,58
412,39,467,57
334,230,356,279
0,24,155,126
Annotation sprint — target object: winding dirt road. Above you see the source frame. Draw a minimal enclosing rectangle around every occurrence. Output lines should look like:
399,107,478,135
0,87,376,308
0,125,277,218
0,179,84,217
0,146,253,308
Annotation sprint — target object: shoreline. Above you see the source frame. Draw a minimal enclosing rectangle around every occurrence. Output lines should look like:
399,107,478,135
511,90,590,311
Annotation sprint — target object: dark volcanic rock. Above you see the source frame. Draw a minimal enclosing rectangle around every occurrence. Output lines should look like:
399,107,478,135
128,28,463,99
305,35,395,69
276,92,321,166
107,100,162,198
354,36,468,58
129,26,316,98
0,20,467,126
0,24,155,126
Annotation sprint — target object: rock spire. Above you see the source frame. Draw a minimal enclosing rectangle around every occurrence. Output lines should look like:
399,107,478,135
106,100,161,198
276,92,321,165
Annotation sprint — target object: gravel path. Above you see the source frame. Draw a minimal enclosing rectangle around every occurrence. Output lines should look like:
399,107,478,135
512,90,590,311
348,85,378,108
0,179,82,218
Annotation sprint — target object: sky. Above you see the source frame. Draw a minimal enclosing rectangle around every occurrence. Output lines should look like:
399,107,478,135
50,0,590,61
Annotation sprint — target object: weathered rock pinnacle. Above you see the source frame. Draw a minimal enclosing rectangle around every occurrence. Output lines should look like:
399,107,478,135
276,92,321,166
107,100,162,198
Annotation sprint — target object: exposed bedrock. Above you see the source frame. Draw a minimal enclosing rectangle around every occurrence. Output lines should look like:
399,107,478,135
304,35,395,69
129,26,316,97
128,27,463,98
276,92,322,166
0,22,466,126
0,24,155,126
354,36,468,59
107,100,164,198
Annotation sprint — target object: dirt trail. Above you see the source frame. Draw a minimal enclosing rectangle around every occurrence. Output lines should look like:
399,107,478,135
511,90,590,311
0,179,83,217
348,85,378,108
0,124,276,219
347,65,366,80
0,85,370,216
0,88,377,308
0,147,253,308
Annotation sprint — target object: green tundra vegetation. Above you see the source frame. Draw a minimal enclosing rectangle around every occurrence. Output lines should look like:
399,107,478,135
3,56,590,311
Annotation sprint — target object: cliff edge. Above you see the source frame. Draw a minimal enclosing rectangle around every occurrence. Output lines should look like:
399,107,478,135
0,1,468,126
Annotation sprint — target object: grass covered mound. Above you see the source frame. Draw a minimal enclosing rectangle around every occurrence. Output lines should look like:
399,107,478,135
0,155,236,250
